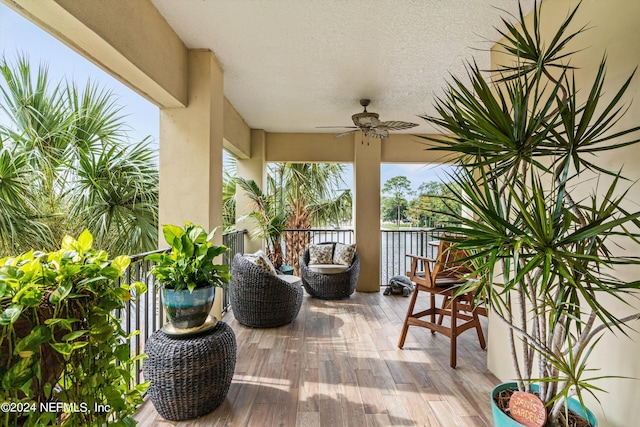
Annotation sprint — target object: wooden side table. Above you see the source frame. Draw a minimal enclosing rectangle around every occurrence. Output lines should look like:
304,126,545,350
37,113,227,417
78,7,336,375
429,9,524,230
143,321,236,421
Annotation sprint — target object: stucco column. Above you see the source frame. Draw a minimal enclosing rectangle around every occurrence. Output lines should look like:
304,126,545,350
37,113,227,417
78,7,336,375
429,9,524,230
236,129,267,254
354,138,381,292
159,49,225,316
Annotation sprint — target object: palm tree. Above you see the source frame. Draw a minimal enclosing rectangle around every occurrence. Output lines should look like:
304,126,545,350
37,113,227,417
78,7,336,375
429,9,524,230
234,163,351,272
0,132,50,251
269,163,351,274
69,139,158,254
0,55,158,255
222,153,237,231
235,176,287,268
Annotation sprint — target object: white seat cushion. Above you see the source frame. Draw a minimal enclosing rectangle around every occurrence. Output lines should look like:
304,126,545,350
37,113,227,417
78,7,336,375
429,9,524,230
279,274,302,286
308,264,349,275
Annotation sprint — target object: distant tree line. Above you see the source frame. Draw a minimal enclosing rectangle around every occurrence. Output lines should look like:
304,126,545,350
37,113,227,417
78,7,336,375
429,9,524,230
381,176,460,227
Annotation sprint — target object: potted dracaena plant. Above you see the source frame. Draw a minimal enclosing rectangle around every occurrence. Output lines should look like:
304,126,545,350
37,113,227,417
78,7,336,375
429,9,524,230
146,223,230,331
420,2,640,427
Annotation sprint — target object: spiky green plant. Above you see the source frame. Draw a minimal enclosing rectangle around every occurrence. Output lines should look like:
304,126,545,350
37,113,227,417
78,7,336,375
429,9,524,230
235,176,287,268
0,55,158,255
222,153,238,231
421,2,640,425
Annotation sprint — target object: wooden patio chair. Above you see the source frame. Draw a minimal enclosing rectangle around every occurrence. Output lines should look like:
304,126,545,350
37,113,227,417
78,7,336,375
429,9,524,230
398,239,486,368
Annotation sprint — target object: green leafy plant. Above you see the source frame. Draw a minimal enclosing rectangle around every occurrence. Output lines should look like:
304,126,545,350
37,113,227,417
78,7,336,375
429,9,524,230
0,230,148,426
146,223,230,292
421,2,640,426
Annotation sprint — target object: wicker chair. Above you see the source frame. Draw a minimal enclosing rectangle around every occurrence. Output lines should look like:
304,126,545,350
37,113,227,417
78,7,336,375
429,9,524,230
300,242,359,299
230,254,303,328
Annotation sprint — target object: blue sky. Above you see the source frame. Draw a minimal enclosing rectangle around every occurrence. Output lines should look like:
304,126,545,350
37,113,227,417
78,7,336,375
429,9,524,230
0,3,159,146
0,3,449,191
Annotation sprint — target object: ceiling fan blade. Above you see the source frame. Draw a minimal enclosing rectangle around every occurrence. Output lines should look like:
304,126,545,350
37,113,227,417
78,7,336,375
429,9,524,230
328,101,418,138
334,129,359,139
378,121,419,131
316,126,358,128
366,127,389,138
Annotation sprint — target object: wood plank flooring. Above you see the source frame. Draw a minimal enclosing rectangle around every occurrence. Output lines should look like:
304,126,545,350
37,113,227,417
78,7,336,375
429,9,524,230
134,291,498,426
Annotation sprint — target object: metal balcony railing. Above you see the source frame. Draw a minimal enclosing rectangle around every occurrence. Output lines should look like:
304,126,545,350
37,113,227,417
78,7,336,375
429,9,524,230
283,228,355,246
380,228,443,286
118,248,166,388
222,229,246,313
119,227,447,388
282,227,444,286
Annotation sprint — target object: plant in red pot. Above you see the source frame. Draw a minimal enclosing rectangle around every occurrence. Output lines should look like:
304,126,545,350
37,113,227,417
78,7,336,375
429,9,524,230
420,2,640,426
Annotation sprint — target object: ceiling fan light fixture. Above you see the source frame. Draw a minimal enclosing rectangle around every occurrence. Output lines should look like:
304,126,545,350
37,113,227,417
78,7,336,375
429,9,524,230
352,111,380,127
319,98,419,139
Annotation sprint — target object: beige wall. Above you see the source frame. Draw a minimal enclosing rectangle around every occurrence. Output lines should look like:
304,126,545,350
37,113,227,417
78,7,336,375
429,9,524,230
488,2,640,426
266,133,354,163
265,132,446,165
223,99,251,159
159,50,224,234
381,134,451,164
354,137,382,291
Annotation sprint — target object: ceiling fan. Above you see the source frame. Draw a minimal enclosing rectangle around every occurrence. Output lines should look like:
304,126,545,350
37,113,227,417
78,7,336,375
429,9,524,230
318,99,419,139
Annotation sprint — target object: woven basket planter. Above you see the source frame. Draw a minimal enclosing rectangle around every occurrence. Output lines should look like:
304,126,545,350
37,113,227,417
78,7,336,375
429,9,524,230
0,298,77,403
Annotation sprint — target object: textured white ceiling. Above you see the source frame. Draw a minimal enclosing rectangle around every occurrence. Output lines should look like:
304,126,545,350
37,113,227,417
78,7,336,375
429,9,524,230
151,0,535,135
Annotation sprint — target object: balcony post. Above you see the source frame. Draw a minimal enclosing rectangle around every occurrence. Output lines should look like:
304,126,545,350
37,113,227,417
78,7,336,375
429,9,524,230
159,49,225,317
354,137,381,292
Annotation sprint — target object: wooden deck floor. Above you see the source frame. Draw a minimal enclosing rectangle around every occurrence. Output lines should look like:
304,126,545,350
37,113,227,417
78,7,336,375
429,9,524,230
134,291,498,427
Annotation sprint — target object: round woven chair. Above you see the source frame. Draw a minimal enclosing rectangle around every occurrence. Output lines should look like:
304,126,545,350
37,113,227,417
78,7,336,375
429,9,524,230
230,254,303,328
300,243,359,299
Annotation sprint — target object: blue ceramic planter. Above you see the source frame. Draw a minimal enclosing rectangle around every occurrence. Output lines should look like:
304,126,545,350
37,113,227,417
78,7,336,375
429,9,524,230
162,286,216,329
491,382,597,427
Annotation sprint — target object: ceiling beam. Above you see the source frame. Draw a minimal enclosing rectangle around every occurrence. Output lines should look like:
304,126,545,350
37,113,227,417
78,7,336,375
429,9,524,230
3,0,188,108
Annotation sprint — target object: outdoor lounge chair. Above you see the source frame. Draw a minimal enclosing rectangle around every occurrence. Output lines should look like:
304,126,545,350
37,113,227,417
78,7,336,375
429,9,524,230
299,242,359,299
230,253,303,328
